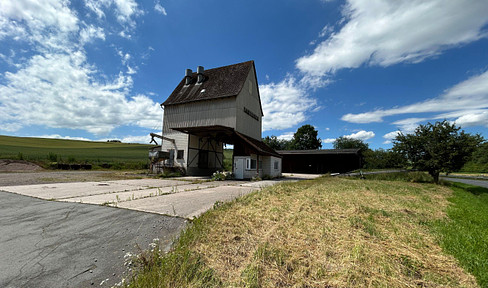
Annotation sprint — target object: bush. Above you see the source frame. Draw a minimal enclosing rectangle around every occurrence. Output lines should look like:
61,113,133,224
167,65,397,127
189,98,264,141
211,171,226,181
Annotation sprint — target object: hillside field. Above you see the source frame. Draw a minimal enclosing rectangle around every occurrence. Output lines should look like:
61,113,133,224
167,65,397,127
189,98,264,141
0,135,153,169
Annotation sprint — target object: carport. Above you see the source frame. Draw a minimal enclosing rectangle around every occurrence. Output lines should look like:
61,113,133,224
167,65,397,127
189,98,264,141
278,149,361,174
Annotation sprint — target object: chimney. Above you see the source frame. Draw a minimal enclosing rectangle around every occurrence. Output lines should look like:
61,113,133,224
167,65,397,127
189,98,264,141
197,66,204,83
185,69,192,85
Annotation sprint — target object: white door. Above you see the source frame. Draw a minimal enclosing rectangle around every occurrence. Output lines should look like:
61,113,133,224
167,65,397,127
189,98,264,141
234,158,244,179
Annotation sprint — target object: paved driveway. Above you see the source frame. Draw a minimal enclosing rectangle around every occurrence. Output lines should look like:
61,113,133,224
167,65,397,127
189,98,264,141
441,177,488,188
0,191,186,288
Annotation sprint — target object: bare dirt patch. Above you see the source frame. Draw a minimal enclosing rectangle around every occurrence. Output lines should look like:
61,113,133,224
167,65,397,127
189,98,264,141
0,159,43,172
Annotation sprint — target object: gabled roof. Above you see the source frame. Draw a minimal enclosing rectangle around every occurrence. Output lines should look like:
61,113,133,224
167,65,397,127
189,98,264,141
163,60,255,106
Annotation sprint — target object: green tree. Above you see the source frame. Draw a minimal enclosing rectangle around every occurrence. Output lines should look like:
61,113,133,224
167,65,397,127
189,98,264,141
393,121,482,183
461,142,488,172
363,148,407,169
291,124,322,150
333,137,369,151
333,137,369,168
263,135,291,151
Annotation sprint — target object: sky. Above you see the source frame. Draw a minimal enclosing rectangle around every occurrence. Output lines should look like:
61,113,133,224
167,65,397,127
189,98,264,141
1,0,488,149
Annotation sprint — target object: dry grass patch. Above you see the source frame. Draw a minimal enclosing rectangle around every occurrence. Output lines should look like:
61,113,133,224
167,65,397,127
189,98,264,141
193,177,477,287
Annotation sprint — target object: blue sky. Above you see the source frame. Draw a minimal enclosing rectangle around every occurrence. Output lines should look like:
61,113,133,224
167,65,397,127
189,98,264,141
1,0,488,149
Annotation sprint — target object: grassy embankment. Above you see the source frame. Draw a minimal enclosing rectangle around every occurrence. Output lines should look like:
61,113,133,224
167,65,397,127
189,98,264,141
0,135,153,169
127,173,487,287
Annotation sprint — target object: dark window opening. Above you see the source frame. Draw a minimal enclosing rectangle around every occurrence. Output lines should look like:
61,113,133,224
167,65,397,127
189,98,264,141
177,150,184,159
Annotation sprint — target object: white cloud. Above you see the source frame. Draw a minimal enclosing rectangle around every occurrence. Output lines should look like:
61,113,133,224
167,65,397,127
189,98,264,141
84,0,106,19
79,25,105,44
0,0,78,51
113,0,143,26
0,0,158,136
344,130,375,141
154,2,167,16
277,132,294,141
0,52,161,135
30,134,92,141
342,70,488,128
120,134,152,144
260,77,317,131
297,0,488,78
322,138,336,144
382,131,401,144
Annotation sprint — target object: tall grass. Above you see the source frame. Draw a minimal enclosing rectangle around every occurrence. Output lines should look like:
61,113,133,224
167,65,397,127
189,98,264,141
434,182,488,287
126,176,477,287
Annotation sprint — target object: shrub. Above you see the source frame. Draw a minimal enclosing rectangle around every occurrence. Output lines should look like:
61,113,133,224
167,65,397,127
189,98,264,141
212,171,226,181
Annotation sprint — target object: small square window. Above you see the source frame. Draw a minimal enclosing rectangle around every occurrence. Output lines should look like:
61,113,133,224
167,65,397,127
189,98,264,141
177,150,184,159
246,158,257,170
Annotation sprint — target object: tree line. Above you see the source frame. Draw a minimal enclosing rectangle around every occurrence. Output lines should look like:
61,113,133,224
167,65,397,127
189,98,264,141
264,121,486,183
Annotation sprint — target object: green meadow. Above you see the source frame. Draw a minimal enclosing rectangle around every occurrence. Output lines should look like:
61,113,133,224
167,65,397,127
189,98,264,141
0,135,153,169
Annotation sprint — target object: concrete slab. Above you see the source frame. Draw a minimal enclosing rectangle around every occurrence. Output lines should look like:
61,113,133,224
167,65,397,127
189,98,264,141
117,185,257,218
0,179,188,200
63,182,218,205
0,191,186,288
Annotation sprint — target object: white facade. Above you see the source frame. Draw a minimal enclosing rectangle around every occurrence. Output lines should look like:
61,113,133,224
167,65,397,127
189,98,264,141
233,155,281,179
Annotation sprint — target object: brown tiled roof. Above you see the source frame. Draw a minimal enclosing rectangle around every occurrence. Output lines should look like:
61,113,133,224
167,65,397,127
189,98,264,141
163,61,254,106
235,131,282,158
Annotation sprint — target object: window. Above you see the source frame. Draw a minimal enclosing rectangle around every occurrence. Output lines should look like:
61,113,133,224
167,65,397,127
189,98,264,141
274,161,279,170
246,158,257,170
177,150,184,160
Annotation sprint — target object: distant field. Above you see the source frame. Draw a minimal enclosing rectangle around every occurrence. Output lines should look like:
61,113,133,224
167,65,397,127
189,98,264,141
0,135,153,169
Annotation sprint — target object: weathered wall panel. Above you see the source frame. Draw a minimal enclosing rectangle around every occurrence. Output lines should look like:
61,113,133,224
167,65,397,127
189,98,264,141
235,68,262,140
163,98,237,134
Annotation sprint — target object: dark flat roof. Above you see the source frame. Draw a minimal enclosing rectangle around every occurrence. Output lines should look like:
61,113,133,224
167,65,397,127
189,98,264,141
277,149,360,155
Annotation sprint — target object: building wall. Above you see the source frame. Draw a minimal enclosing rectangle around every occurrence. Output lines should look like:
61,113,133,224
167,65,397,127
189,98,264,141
159,131,189,172
235,68,262,140
234,154,281,179
261,156,282,178
163,97,237,134
187,134,224,175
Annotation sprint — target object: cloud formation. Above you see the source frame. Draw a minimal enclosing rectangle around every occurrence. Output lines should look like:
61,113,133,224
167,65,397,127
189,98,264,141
154,2,167,16
344,130,375,141
260,77,318,131
297,0,488,77
0,0,161,136
342,70,488,128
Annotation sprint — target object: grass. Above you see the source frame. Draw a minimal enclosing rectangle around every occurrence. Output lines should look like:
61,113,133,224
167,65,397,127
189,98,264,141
0,135,153,169
360,171,435,183
433,182,488,287
223,149,233,171
126,175,479,287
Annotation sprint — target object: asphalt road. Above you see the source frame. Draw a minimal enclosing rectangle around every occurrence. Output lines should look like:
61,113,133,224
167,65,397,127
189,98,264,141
441,177,488,188
0,191,186,288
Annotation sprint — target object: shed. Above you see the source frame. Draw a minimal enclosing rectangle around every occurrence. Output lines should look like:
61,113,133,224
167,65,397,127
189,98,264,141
277,149,362,174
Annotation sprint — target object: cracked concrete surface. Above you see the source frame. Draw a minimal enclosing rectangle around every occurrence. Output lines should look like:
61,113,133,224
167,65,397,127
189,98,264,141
0,191,186,288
